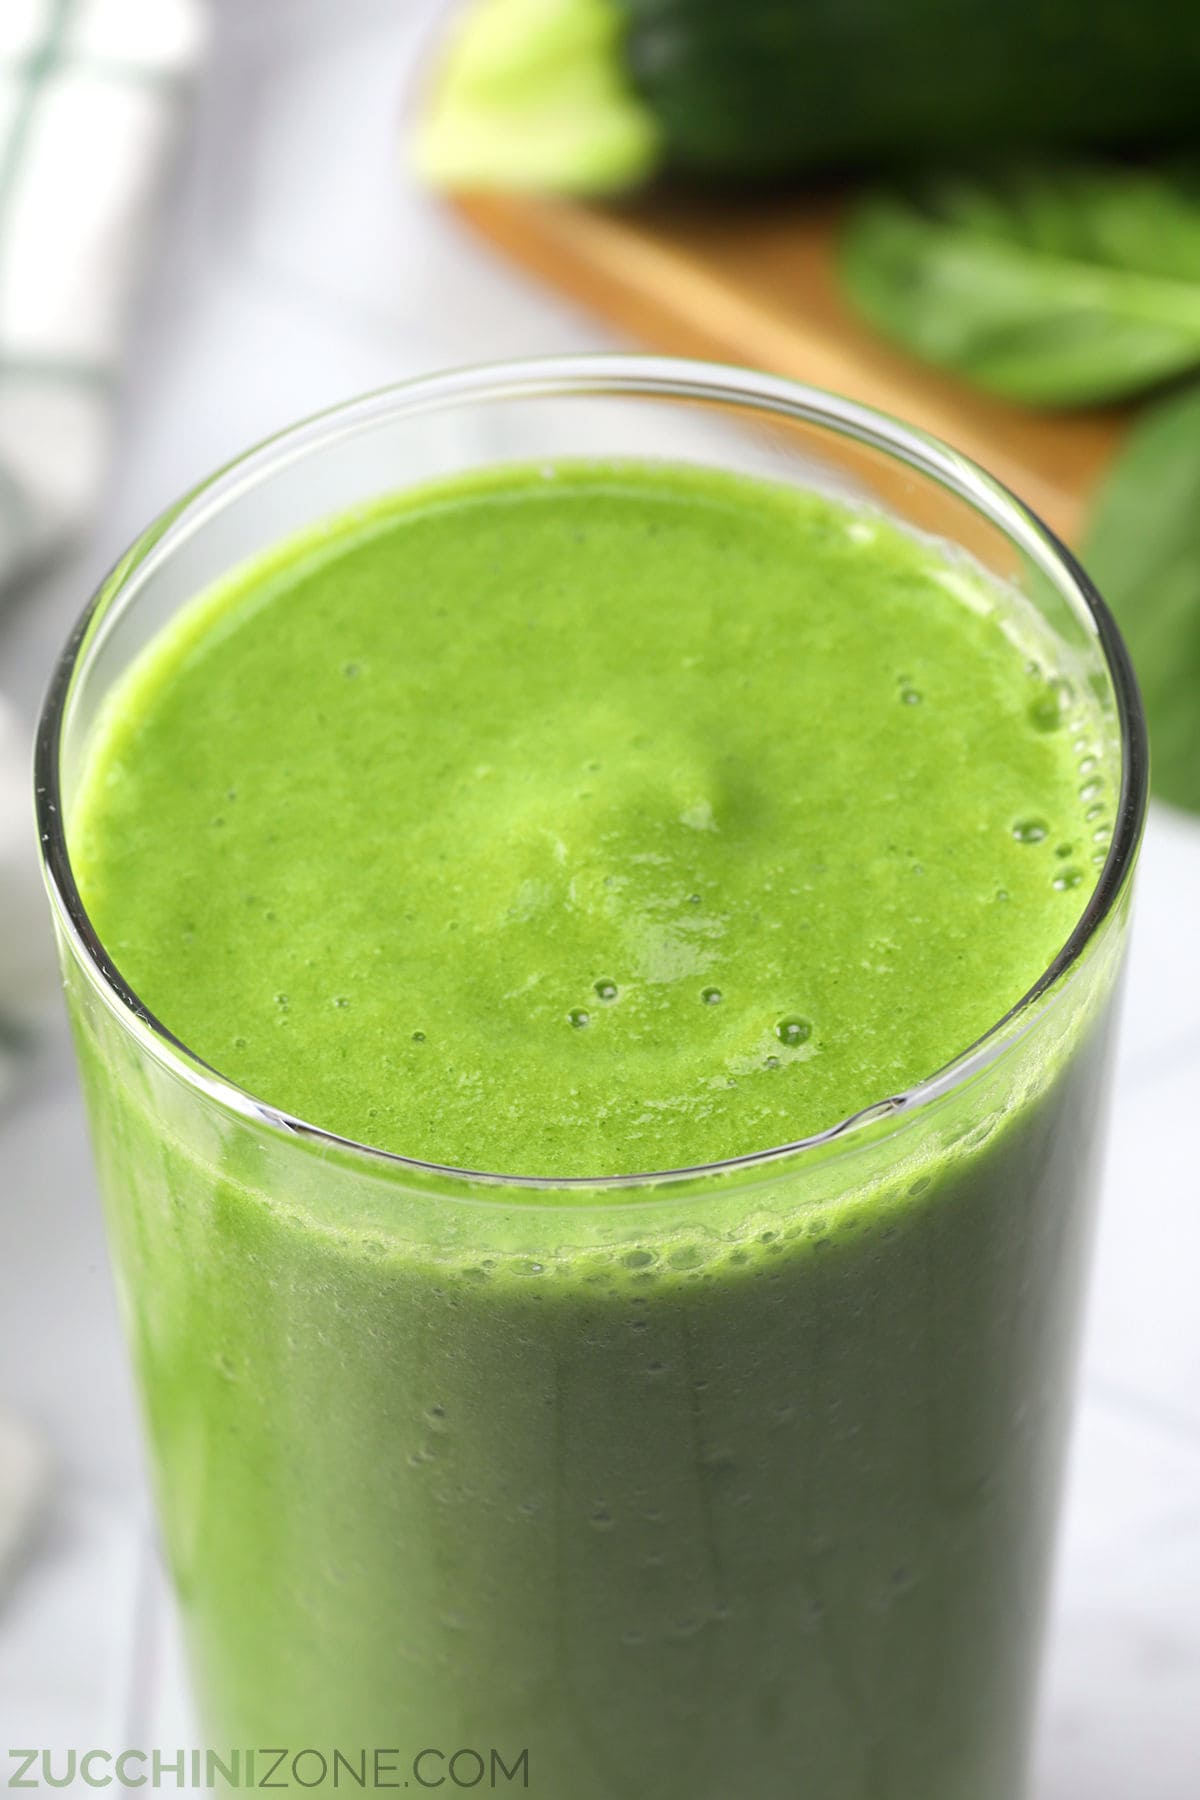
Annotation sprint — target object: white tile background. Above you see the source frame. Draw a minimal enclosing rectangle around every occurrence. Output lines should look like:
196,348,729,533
1,1,1198,1790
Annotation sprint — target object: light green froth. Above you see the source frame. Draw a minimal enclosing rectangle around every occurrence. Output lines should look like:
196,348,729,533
72,459,1112,1177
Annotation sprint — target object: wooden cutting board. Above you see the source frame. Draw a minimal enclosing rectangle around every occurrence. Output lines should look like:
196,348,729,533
453,191,1129,547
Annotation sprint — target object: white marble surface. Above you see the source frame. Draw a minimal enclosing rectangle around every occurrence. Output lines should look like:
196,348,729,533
1,1,1198,1790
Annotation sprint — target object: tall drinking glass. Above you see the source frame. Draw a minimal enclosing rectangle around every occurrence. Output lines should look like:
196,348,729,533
36,359,1146,1799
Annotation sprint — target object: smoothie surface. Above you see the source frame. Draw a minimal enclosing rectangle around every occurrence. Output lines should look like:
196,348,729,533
72,460,1111,1176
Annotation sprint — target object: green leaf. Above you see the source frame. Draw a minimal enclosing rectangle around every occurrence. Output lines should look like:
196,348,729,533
1082,381,1200,813
413,0,661,195
841,165,1200,408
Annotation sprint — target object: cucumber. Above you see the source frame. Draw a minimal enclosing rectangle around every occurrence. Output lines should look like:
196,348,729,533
417,0,1200,192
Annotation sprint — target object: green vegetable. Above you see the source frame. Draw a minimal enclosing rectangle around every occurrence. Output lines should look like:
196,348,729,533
841,166,1200,409
1083,381,1200,813
414,0,659,194
417,0,1200,193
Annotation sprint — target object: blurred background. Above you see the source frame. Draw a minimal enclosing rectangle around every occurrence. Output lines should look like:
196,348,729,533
1,0,1198,1790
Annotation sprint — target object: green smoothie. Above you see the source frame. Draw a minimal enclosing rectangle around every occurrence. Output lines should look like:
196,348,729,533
64,460,1124,1796
74,462,1107,1174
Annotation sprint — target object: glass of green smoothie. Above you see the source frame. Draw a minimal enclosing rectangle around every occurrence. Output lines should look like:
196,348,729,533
37,358,1146,1798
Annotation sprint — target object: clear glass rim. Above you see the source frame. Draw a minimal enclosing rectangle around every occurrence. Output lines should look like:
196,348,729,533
34,354,1149,1192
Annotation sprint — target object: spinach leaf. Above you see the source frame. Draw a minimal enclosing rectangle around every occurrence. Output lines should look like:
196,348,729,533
1083,381,1200,813
840,164,1200,408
